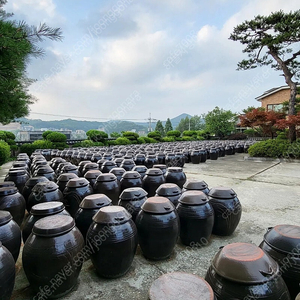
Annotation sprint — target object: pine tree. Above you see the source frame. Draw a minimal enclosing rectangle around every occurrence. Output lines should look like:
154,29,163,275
164,118,173,133
155,120,165,137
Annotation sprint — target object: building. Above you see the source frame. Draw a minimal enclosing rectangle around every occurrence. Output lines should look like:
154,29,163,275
18,130,72,141
256,85,293,111
0,122,21,131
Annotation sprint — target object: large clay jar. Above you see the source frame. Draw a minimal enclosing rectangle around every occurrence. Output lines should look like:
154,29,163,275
100,161,116,173
0,186,26,226
22,201,70,243
182,179,210,195
208,187,242,236
82,162,99,176
120,171,143,193
74,194,111,240
4,169,30,193
60,164,79,176
0,181,15,189
84,170,102,189
156,152,165,165
0,210,21,262
93,174,120,206
155,183,181,206
118,187,148,222
27,181,64,213
120,159,136,171
132,165,147,179
0,241,15,300
145,155,158,169
164,167,186,189
142,168,166,197
134,154,146,166
205,243,291,300
190,150,201,164
135,197,179,260
176,191,214,246
153,164,167,175
56,173,78,193
23,215,84,298
259,224,300,299
86,206,138,278
33,165,56,181
109,167,126,182
63,178,93,217
22,176,49,204
78,160,91,177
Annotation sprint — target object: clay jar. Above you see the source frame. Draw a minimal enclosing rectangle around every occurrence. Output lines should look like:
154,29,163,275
176,191,214,246
82,162,99,176
84,170,102,188
119,159,136,171
63,178,93,217
134,154,146,166
259,224,300,299
118,187,148,222
74,194,111,240
132,165,148,179
0,210,21,262
208,187,242,236
23,215,84,298
56,173,79,193
145,155,158,169
27,181,64,213
78,160,91,176
100,161,117,173
93,174,120,206
164,167,187,189
142,168,166,197
4,169,30,193
155,183,181,206
0,241,15,300
190,150,201,164
109,167,126,182
22,201,70,243
33,165,56,181
153,164,167,175
87,206,138,278
205,243,291,300
22,176,49,204
61,164,79,176
135,197,179,260
182,180,210,195
120,171,143,193
0,186,26,226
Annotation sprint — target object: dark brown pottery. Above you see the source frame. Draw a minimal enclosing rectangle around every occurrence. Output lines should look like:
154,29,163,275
118,187,148,222
22,176,49,204
78,160,91,176
134,154,146,165
145,155,158,169
208,187,242,236
120,171,143,193
63,178,93,217
109,167,126,182
176,191,214,246
132,165,148,179
135,197,179,260
153,164,167,175
120,159,136,171
74,194,111,240
86,206,138,278
182,179,210,195
164,167,186,189
0,181,15,189
142,168,166,197
155,183,181,206
0,187,26,226
259,224,300,299
0,210,21,262
61,164,79,176
33,165,56,181
4,169,30,193
0,241,15,300
82,162,99,176
23,215,84,299
205,242,291,300
22,201,70,243
93,174,120,205
84,170,102,188
56,173,79,193
100,161,117,173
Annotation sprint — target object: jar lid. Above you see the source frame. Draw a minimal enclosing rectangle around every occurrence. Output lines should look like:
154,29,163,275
57,173,78,182
121,171,141,179
96,173,117,182
183,180,208,190
120,159,135,165
78,160,91,166
0,210,13,225
208,187,236,199
109,167,126,175
120,187,148,200
0,186,18,196
145,168,163,176
30,201,65,216
0,181,15,188
32,181,59,193
66,178,89,188
62,164,78,171
83,162,99,169
35,165,54,174
179,191,208,205
141,197,175,214
84,170,102,179
211,243,279,284
156,183,181,197
153,164,167,170
263,224,300,254
132,166,147,172
25,176,49,187
92,206,131,224
8,169,26,176
102,161,116,166
166,167,183,173
33,215,75,237
80,194,112,209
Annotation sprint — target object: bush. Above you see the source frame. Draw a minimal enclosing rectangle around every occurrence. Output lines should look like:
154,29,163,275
137,137,146,144
0,141,10,165
248,139,290,158
182,130,197,137
181,136,193,141
46,132,67,142
197,130,210,140
107,140,116,146
73,140,94,148
115,137,131,145
122,131,139,139
162,136,175,142
147,131,161,141
284,141,300,159
166,130,181,137
42,130,54,140
86,130,108,142
19,143,35,156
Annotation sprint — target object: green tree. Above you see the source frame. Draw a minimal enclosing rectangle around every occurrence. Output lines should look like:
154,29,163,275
110,132,121,138
164,118,173,133
176,116,189,132
155,120,165,137
86,130,108,143
204,107,237,138
229,9,300,142
0,0,63,124
190,115,205,130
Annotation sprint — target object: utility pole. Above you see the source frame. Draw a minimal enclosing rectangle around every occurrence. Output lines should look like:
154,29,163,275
147,113,157,132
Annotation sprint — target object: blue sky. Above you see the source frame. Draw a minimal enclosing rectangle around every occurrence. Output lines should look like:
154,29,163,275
4,0,299,122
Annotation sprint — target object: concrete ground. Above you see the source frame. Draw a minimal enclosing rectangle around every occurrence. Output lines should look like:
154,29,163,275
1,154,299,300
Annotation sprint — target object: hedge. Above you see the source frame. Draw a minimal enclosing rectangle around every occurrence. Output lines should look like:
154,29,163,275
0,141,10,165
248,139,289,158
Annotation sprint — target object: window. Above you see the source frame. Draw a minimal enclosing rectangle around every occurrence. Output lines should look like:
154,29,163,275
267,104,283,112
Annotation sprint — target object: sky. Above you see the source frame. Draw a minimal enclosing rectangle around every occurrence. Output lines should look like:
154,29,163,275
4,0,299,122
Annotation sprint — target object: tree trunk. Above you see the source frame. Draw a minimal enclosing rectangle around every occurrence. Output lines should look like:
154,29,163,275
288,82,297,142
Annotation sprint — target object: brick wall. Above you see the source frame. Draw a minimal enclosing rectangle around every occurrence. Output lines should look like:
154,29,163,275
259,89,290,109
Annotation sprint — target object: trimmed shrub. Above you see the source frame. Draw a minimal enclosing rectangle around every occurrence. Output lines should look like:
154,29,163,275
166,130,181,137
137,137,146,144
162,136,175,142
42,130,54,140
115,137,131,145
284,141,300,159
147,131,162,141
19,143,35,156
248,139,289,158
181,136,193,141
73,140,94,148
86,130,108,143
46,132,67,142
0,140,10,165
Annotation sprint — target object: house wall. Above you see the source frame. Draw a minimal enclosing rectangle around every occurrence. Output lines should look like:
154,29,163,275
259,89,290,109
